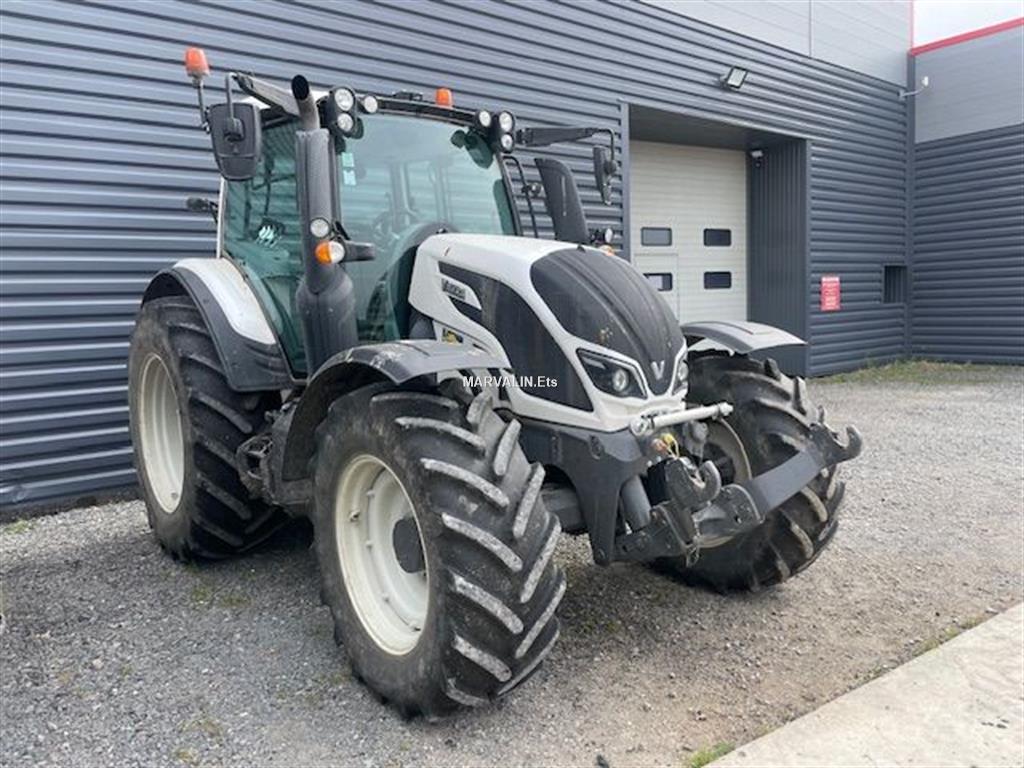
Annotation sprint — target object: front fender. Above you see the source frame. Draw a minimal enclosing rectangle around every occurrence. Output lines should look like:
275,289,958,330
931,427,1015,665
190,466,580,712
681,320,805,354
280,340,504,481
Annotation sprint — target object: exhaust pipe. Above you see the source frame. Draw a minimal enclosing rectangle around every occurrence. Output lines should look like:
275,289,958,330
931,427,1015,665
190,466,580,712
291,75,319,131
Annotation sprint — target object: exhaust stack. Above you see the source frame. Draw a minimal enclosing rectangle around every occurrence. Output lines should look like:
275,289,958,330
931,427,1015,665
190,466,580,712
291,75,319,131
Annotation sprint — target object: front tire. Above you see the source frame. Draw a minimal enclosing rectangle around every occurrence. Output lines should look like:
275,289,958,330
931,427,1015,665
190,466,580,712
665,353,846,591
312,384,565,716
128,296,285,559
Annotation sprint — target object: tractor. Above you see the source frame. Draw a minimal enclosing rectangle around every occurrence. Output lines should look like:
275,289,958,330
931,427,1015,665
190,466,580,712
128,48,862,716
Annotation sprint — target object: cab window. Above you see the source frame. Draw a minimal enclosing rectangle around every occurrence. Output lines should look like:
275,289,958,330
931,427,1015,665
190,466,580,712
223,120,307,372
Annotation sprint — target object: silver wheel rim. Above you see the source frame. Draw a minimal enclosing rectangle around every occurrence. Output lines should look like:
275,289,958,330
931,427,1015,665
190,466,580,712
138,353,185,514
335,454,428,655
701,420,753,548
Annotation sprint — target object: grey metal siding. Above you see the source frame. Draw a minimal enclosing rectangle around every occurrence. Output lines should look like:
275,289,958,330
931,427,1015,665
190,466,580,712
748,140,808,374
643,1,811,58
911,123,1024,363
643,0,911,84
809,0,910,86
808,130,910,372
914,26,1024,144
0,0,908,507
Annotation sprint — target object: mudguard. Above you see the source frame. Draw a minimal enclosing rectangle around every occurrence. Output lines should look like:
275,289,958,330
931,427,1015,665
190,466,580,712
681,320,805,354
141,259,293,391
280,340,505,481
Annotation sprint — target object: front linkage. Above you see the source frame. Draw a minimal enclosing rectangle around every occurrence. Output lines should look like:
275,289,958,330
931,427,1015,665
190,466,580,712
616,419,862,564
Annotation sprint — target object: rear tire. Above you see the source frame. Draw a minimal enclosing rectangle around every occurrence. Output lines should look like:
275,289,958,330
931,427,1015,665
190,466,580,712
663,353,845,591
128,296,285,559
312,383,565,716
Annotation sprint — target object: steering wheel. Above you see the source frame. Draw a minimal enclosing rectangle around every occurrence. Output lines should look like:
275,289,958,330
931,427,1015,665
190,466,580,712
363,221,458,338
389,220,458,263
370,208,419,249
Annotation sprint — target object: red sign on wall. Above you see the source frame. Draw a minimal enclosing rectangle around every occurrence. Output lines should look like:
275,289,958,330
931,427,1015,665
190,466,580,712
820,275,841,312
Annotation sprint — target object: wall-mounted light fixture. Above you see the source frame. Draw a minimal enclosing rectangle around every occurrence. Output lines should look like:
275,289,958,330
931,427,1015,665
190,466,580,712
899,75,930,100
720,66,748,90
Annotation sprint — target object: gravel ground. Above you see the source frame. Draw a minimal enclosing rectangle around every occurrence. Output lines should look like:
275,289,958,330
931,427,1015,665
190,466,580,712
2,365,1022,768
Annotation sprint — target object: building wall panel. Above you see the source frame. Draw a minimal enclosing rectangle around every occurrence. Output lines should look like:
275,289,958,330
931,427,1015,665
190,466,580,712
914,26,1024,144
748,139,808,374
809,0,909,86
911,123,1024,363
643,0,910,84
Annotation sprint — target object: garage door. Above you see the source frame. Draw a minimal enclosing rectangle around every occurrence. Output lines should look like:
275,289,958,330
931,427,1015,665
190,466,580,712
629,142,747,322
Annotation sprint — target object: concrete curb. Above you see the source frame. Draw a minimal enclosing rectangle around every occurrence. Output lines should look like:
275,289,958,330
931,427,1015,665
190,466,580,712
712,603,1024,767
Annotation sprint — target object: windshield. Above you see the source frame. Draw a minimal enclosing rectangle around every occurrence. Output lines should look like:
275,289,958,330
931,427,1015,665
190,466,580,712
337,114,517,243
337,113,517,342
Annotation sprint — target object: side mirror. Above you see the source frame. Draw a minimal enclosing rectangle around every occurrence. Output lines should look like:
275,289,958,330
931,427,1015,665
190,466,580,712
208,102,261,181
593,146,617,206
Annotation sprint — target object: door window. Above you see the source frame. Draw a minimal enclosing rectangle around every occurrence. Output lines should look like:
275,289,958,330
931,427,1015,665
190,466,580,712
223,120,306,372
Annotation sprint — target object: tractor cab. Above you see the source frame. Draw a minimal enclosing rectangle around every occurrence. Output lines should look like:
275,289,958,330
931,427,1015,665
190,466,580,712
184,49,616,375
223,98,519,373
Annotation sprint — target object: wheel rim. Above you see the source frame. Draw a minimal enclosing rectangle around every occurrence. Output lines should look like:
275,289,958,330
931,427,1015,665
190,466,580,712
138,353,185,514
699,420,754,549
335,454,428,655
704,420,752,485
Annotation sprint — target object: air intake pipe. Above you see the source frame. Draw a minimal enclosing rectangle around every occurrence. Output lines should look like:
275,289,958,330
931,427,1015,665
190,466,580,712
291,75,358,369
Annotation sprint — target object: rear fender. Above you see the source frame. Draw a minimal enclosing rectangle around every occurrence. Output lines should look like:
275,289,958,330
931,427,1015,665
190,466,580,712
141,259,293,391
280,340,504,481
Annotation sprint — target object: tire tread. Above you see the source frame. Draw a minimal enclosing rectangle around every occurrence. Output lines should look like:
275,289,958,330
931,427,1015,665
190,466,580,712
130,296,285,560
311,382,564,715
676,352,847,591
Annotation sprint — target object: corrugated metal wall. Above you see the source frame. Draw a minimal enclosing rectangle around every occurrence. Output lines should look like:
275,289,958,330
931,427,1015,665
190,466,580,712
913,25,1024,144
0,0,908,507
911,123,1024,363
748,139,808,374
642,0,912,85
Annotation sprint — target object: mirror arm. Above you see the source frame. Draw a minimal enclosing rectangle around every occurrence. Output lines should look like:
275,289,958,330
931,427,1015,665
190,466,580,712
516,125,616,159
517,126,598,146
235,72,302,119
596,127,617,171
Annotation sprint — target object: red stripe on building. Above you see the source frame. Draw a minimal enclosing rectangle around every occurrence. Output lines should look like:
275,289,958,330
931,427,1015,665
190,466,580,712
911,16,1024,56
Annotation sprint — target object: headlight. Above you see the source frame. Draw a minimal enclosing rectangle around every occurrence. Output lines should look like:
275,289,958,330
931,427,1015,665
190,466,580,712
336,113,355,134
309,217,331,239
578,350,644,398
499,133,514,152
475,109,492,130
673,358,689,394
360,94,379,114
333,88,355,111
497,111,515,133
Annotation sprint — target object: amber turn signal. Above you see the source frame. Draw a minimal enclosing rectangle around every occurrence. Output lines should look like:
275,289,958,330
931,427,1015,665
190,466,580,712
315,241,345,264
